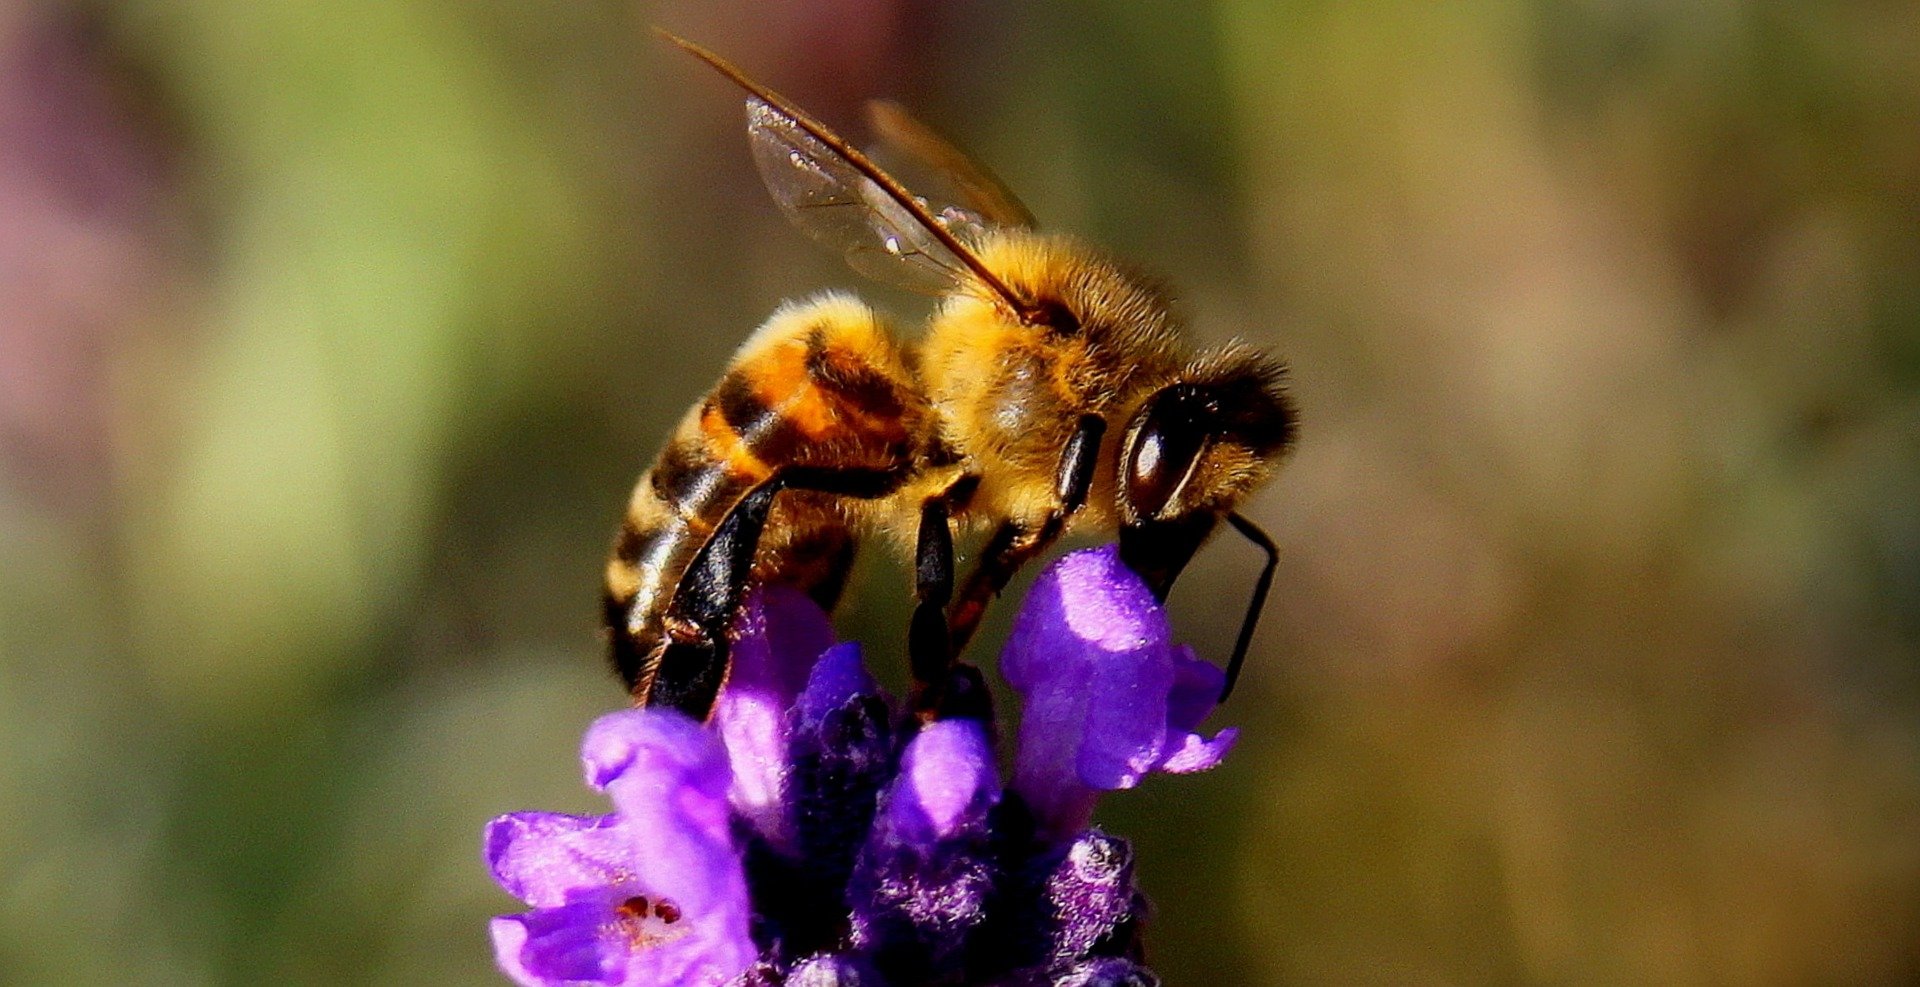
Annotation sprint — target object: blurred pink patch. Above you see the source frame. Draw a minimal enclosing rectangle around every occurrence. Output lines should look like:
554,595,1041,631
0,12,175,510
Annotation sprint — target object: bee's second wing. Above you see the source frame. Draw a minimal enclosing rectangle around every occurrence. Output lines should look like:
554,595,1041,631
747,97,976,296
864,99,1035,232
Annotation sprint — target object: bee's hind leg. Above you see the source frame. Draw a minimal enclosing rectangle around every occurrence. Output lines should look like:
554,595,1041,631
645,465,905,719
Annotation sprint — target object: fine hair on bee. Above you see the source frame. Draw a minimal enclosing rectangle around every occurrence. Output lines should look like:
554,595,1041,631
601,30,1298,721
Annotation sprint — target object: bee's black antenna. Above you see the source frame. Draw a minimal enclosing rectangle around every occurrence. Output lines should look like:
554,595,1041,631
1220,512,1278,703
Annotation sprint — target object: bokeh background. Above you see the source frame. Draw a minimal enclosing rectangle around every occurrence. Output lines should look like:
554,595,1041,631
3,0,1916,983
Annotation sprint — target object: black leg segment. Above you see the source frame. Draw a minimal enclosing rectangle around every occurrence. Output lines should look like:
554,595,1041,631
909,495,955,695
1055,414,1105,514
641,465,905,719
1219,511,1278,703
946,520,1027,658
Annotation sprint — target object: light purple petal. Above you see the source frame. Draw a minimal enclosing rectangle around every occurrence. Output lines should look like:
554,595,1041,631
492,893,757,987
1003,546,1237,836
490,905,626,986
1004,547,1166,829
586,710,740,904
712,586,837,840
1156,727,1237,774
580,707,729,800
849,720,1000,970
724,584,837,700
1165,645,1225,737
485,812,632,910
1156,647,1236,774
1075,652,1175,791
571,708,756,984
617,912,760,987
1001,547,1166,692
889,719,1000,840
489,709,755,985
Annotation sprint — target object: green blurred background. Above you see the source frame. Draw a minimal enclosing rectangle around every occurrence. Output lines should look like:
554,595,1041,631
2,1,1915,983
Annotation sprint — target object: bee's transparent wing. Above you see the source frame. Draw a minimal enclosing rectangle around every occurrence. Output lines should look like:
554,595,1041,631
864,99,1035,231
746,97,978,295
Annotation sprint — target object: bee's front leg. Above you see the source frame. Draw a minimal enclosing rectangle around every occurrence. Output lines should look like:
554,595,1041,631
944,414,1106,658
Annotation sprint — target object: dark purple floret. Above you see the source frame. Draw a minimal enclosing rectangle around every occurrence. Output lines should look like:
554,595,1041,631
788,643,894,892
749,642,895,955
974,825,1148,979
1036,830,1146,965
846,718,1002,981
784,953,886,987
1040,958,1162,987
485,548,1235,986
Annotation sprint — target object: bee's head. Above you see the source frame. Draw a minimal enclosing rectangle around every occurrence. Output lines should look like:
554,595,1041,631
1116,345,1295,596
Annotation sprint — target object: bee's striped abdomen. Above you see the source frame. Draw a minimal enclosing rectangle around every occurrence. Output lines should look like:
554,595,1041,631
606,295,924,701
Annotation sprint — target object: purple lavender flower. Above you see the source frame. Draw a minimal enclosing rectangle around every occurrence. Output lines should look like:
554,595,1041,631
710,585,838,847
486,548,1235,986
846,717,1001,978
1002,545,1238,838
486,709,756,986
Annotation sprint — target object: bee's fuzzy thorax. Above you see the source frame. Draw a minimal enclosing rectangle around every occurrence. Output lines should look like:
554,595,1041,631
962,231,1184,361
908,231,1189,531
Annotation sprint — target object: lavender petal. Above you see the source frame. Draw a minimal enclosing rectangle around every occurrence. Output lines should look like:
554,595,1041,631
490,905,626,986
714,586,839,842
484,811,633,910
1004,547,1238,835
849,718,1002,981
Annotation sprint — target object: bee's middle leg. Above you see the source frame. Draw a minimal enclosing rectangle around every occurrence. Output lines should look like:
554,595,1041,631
909,495,954,697
907,475,999,719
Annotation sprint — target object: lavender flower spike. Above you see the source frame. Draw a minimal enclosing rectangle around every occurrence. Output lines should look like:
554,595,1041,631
486,708,755,987
486,545,1232,984
1002,545,1238,837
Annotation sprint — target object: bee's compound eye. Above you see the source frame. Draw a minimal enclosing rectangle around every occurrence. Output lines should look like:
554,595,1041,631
1124,385,1214,521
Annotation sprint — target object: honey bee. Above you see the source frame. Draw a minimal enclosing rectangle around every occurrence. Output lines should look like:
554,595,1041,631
606,32,1297,720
